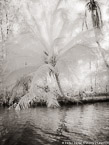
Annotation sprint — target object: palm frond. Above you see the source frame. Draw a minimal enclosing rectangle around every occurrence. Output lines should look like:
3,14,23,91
9,76,32,106
46,92,60,108
57,28,94,58
22,2,51,53
54,0,62,14
15,84,60,110
15,93,31,110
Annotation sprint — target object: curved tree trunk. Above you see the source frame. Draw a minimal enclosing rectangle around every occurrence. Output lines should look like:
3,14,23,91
54,72,81,103
54,72,66,99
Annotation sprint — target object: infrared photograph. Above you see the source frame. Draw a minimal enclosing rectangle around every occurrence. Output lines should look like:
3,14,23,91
0,0,109,145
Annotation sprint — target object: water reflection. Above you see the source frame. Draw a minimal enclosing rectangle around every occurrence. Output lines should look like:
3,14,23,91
0,103,109,145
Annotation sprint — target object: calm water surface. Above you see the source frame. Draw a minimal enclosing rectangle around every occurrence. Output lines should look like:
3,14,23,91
0,102,109,145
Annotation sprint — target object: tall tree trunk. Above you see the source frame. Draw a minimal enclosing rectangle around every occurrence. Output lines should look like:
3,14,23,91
88,0,108,69
96,41,109,68
91,7,109,69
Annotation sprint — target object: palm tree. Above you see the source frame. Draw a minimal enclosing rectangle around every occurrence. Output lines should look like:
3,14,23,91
15,0,106,109
83,0,109,68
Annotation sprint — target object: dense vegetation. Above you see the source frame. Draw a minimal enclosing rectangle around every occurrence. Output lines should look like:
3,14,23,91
0,0,109,109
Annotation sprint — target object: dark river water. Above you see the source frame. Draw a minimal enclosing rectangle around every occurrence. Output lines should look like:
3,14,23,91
0,102,109,145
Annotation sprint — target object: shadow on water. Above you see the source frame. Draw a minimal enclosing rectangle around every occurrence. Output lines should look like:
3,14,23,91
0,102,109,145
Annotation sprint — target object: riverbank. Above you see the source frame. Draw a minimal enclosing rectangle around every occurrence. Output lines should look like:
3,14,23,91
17,95,109,108
58,95,109,106
1,94,109,109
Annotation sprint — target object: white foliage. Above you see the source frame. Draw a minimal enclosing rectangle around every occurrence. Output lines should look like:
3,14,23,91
46,92,60,108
